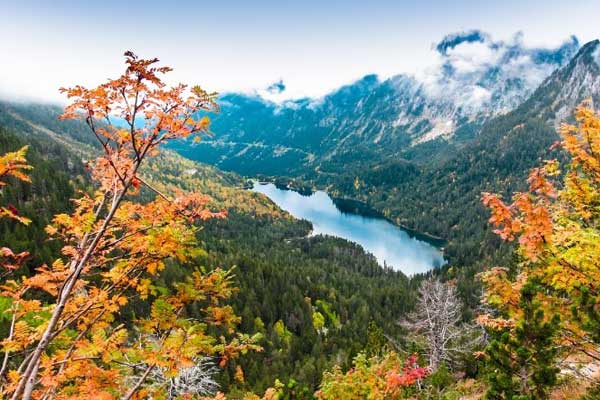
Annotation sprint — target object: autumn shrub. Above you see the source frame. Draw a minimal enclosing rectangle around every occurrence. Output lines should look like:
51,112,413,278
315,351,429,400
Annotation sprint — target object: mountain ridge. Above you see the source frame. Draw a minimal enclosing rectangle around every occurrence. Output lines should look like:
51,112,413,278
172,32,582,177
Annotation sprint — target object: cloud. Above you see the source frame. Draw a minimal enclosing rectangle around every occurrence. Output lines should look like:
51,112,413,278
444,41,501,74
419,31,580,113
223,30,580,120
466,85,492,108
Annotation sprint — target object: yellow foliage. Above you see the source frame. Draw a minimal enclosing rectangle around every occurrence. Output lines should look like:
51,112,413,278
480,102,600,357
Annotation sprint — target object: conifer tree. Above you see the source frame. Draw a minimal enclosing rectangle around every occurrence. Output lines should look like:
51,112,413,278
484,281,561,400
480,103,600,399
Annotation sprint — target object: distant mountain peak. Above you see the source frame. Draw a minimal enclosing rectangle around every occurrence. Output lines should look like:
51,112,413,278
266,80,286,94
575,39,600,68
435,29,490,55
521,39,600,125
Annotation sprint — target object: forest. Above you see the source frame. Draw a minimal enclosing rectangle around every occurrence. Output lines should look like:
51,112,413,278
0,52,599,400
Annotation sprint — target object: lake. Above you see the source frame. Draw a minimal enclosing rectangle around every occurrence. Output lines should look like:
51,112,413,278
252,182,445,276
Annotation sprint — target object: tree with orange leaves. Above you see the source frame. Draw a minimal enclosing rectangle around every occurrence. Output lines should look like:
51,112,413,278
0,146,32,226
315,352,429,400
479,102,600,398
0,146,33,382
0,146,33,281
0,52,260,400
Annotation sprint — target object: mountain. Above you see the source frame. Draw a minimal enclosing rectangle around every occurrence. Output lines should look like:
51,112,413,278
170,31,580,176
520,38,600,123
171,37,600,274
2,32,599,399
313,39,600,270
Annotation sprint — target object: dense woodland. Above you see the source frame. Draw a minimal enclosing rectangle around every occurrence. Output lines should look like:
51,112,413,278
0,51,599,399
0,98,424,397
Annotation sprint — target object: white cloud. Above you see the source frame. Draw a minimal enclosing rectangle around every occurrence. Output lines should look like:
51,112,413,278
416,31,579,114
468,86,492,108
445,41,503,74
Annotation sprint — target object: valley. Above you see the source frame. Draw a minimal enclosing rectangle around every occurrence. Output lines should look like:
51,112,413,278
1,18,600,398
0,101,418,395
171,38,600,272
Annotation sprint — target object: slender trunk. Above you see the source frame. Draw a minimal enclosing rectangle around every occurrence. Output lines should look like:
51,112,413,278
21,359,40,400
40,309,107,400
13,186,128,400
519,365,528,395
0,308,17,385
123,364,154,400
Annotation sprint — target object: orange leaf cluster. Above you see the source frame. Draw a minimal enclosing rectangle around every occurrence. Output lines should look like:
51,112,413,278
315,352,428,400
479,102,600,358
0,52,257,400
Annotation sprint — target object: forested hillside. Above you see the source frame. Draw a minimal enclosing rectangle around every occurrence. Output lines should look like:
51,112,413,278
311,40,600,270
169,40,600,279
1,45,600,399
0,125,85,269
0,100,419,396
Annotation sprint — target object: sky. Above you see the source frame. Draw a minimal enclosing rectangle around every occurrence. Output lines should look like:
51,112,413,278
1,0,599,103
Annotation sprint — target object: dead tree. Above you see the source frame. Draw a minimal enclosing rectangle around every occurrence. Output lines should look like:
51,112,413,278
401,278,480,371
142,357,219,399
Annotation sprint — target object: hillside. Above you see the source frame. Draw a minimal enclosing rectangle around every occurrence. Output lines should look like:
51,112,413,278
0,101,419,395
311,40,600,270
167,39,600,276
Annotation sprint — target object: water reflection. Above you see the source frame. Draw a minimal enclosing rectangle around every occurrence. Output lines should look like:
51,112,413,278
252,183,445,276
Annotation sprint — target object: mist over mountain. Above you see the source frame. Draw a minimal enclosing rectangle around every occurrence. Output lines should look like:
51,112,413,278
171,31,582,177
420,30,579,115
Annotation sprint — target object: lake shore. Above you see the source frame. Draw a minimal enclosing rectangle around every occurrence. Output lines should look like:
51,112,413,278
250,181,446,275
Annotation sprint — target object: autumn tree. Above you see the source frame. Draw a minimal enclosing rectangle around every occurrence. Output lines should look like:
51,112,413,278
0,146,33,382
0,146,32,226
479,102,600,398
0,52,260,400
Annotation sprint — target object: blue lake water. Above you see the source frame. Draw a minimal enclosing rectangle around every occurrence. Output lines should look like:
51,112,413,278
252,182,445,276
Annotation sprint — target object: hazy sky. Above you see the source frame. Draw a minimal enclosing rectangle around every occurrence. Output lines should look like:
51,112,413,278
2,0,599,102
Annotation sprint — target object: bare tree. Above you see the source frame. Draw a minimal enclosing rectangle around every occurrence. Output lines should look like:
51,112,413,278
137,357,219,399
401,278,480,371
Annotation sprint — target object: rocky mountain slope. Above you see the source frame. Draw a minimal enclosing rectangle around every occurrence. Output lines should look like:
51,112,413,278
171,31,580,176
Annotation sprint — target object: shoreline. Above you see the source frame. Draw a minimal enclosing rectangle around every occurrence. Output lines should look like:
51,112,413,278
245,177,447,248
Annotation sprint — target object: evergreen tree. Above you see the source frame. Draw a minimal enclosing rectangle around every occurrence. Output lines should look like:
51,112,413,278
364,320,387,357
484,281,561,400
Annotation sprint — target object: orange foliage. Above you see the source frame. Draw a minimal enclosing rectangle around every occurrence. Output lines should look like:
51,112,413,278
0,52,259,400
315,352,428,400
479,102,600,358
